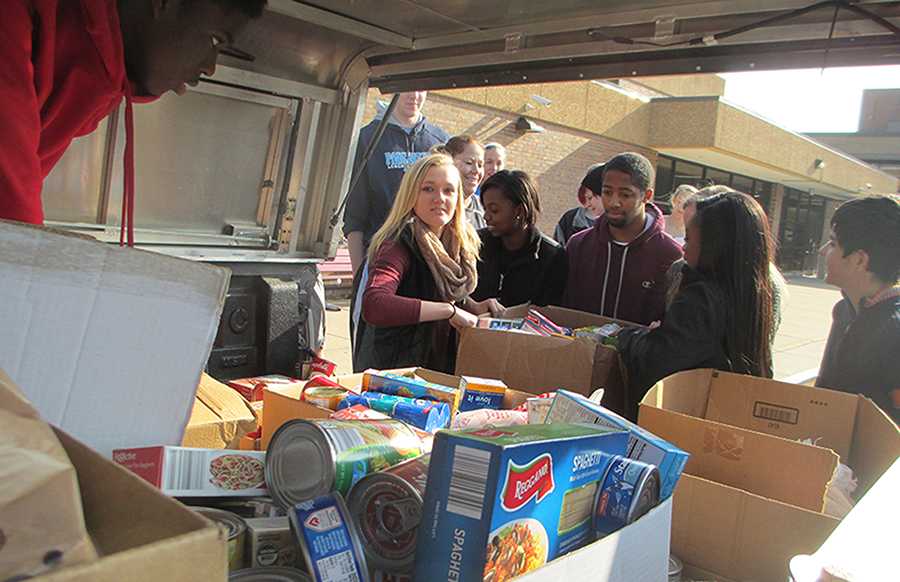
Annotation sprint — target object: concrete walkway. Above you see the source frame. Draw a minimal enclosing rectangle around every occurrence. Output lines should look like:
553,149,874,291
321,275,842,381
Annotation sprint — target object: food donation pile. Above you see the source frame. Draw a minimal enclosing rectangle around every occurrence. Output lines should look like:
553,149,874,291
112,362,688,582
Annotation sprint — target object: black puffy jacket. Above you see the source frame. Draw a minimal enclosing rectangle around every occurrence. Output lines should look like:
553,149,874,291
472,227,568,308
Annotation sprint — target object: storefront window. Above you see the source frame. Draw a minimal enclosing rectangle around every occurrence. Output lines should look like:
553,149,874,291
673,160,704,189
654,157,675,210
730,174,754,194
704,168,731,187
778,188,826,272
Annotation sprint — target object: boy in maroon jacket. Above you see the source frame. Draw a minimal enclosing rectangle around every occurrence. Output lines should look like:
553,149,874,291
563,152,683,325
0,0,265,227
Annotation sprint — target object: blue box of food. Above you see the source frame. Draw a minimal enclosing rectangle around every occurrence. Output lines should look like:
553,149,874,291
414,424,628,582
545,390,689,500
458,376,507,412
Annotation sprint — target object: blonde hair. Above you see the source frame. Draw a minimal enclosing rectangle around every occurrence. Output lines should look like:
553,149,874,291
671,184,699,210
367,153,481,264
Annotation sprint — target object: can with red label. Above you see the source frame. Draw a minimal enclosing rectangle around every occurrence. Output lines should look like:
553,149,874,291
347,455,430,573
593,455,660,537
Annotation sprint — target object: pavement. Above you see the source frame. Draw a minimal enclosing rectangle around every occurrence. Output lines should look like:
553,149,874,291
320,275,842,381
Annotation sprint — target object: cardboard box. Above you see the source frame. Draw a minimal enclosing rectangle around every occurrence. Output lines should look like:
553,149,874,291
183,374,258,449
638,369,900,581
113,445,267,497
262,368,531,448
43,429,227,582
515,498,672,582
0,222,229,457
457,306,640,415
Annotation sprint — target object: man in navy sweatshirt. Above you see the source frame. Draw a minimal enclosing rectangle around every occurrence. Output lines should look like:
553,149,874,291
343,92,449,275
563,152,683,325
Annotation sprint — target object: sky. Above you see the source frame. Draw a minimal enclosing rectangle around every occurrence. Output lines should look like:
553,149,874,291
721,65,900,134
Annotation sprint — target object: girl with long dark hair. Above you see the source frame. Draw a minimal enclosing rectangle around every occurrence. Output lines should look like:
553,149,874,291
616,191,775,419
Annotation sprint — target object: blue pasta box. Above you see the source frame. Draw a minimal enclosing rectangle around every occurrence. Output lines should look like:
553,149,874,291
458,376,507,412
362,370,462,414
545,390,689,500
414,423,628,582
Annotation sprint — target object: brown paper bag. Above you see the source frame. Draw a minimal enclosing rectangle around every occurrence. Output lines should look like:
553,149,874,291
0,369,97,579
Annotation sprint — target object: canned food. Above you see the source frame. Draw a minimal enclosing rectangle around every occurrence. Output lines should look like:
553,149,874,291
303,386,349,410
340,392,450,432
593,456,661,537
265,419,427,508
347,455,430,572
290,492,369,582
193,507,247,570
203,497,286,519
229,567,311,581
668,555,683,582
246,516,298,568
370,571,412,582
331,404,391,421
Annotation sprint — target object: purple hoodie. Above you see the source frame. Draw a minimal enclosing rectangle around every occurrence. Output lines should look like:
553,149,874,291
562,203,683,325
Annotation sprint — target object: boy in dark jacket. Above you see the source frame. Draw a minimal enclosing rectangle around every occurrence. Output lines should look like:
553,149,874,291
817,195,900,422
0,0,265,226
343,93,450,275
562,152,683,325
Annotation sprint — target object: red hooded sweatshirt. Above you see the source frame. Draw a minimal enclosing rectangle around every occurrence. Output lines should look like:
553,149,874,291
562,203,683,325
0,0,135,230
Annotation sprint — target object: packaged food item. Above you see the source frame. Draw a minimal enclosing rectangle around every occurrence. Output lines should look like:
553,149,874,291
523,309,573,337
414,424,628,582
308,355,338,377
593,455,660,537
202,497,286,518
544,390,689,500
265,419,428,507
192,507,247,570
303,386,350,410
113,446,267,497
476,317,526,331
339,392,450,432
459,376,507,412
526,395,555,424
450,409,528,430
362,371,461,413
245,516,299,568
289,492,370,582
331,404,391,421
230,567,311,581
228,374,304,402
347,455,430,573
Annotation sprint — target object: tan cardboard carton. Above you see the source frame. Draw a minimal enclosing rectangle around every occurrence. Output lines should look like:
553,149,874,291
183,373,258,449
639,369,900,581
43,429,227,582
457,305,641,414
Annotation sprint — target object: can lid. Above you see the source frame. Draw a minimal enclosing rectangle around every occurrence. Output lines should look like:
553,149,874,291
265,420,335,508
347,474,421,571
668,555,684,575
229,567,311,582
191,507,247,540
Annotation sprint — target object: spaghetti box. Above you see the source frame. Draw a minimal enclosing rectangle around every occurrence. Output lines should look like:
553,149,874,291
113,445,267,497
545,390,688,500
459,376,508,412
362,370,462,414
414,424,628,582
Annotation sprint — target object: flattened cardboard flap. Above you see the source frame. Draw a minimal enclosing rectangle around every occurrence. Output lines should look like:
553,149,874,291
672,474,838,582
639,405,837,512
704,372,859,460
0,222,229,457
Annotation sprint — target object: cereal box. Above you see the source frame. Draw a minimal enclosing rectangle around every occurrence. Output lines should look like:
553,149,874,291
113,445,267,497
414,424,628,582
459,376,508,412
545,390,689,500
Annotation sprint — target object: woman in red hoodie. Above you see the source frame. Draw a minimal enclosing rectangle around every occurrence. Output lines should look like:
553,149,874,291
0,0,265,236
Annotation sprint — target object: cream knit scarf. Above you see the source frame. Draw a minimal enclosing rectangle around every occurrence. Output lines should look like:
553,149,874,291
411,218,478,302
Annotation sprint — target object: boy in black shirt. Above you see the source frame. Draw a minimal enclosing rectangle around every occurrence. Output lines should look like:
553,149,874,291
817,195,900,422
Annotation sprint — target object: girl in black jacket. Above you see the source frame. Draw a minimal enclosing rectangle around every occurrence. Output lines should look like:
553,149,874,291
616,191,775,419
472,170,568,308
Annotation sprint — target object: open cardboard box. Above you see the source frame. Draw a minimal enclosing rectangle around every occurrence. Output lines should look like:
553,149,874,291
261,368,532,448
457,305,642,415
42,429,227,581
638,369,900,581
